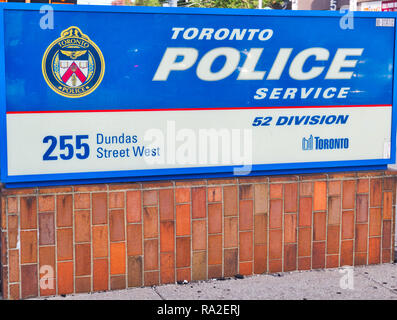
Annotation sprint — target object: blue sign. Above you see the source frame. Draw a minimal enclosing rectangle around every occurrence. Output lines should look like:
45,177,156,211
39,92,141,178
1,3,396,187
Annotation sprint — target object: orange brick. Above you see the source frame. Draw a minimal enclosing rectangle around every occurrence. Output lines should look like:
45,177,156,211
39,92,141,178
239,185,253,200
208,203,222,234
270,184,283,199
20,197,37,229
176,237,191,268
192,220,207,251
9,250,19,283
284,214,297,244
370,179,382,207
300,182,312,197
208,235,222,265
144,239,159,271
57,228,73,261
192,187,206,218
326,255,339,268
239,261,253,276
268,260,282,273
92,225,108,258
382,220,392,249
38,195,55,212
161,252,175,284
39,246,55,272
111,275,126,290
144,271,159,286
7,197,18,214
75,244,91,276
312,241,325,269
128,256,143,287
208,187,222,202
192,251,206,281
328,181,341,196
284,183,298,213
20,231,37,264
269,229,282,260
269,199,282,229
239,231,253,262
342,210,354,239
328,196,341,225
356,194,368,223
176,188,190,203
313,212,326,241
357,179,369,193
75,210,91,243
224,248,238,277
239,200,253,231
110,242,126,275
223,186,237,217
341,240,354,266
342,180,356,210
143,190,157,206
176,268,191,282
254,244,267,274
298,227,311,257
74,193,90,210
75,277,91,293
313,181,327,211
159,189,174,221
57,261,74,295
284,244,297,272
160,221,174,253
355,224,368,252
127,190,142,223
109,209,125,242
127,224,142,256
92,193,107,225
369,237,381,264
254,184,268,214
8,215,18,249
298,257,311,270
21,265,38,299
369,208,382,237
327,225,340,254
109,192,124,209
254,215,266,245
299,197,312,227
39,212,55,245
143,206,158,239
176,204,191,236
383,191,393,220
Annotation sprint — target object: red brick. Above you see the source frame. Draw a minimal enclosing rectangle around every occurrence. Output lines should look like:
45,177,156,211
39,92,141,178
75,210,91,243
109,209,125,242
327,225,340,254
298,227,311,257
328,196,341,225
369,208,382,237
1,232,7,265
269,199,282,229
342,210,354,239
160,221,174,253
269,229,282,260
109,192,124,209
58,261,74,295
357,179,369,193
270,184,283,199
208,187,222,202
326,255,339,268
355,224,368,252
328,181,341,196
300,182,312,197
383,176,394,190
161,252,176,284
74,193,90,210
75,244,91,276
354,252,367,266
239,231,253,262
143,206,158,239
284,244,297,272
176,268,191,282
356,194,368,223
38,195,55,212
312,241,325,269
9,283,19,300
254,244,267,274
39,212,55,245
159,189,174,221
20,230,37,264
39,246,55,273
93,225,109,258
313,212,326,241
7,197,18,214
239,185,253,200
21,264,38,299
126,190,142,223
370,179,382,207
57,228,73,261
143,190,157,206
110,242,126,275
208,235,222,265
92,193,107,225
111,275,126,290
9,250,19,283
192,187,206,218
369,237,381,264
254,215,267,245
383,191,393,220
254,184,268,214
224,248,238,277
39,186,73,194
341,240,354,266
284,183,298,213
141,181,171,188
239,262,253,276
341,180,355,210
299,197,312,227
144,271,159,286
176,237,191,268
382,220,392,249
382,249,391,263
268,260,282,273
74,185,107,192
298,257,311,270
192,220,207,250
176,204,191,236
239,200,253,231
223,186,238,217
284,214,297,244
192,251,206,281
208,203,222,234
144,239,159,271
313,181,327,211
76,277,91,293
20,196,37,229
128,256,143,287
8,215,18,249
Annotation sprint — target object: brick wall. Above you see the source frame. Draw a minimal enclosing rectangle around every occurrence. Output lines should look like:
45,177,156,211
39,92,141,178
0,171,396,299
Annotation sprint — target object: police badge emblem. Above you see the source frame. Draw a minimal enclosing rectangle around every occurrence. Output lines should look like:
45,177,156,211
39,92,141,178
42,26,105,98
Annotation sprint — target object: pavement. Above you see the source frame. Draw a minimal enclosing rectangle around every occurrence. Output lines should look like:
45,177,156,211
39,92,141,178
30,262,397,300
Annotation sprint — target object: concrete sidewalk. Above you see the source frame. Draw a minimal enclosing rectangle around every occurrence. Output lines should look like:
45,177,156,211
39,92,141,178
31,263,397,300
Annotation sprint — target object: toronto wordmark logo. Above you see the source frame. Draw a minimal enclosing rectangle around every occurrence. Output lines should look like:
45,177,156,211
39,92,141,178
42,26,105,98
